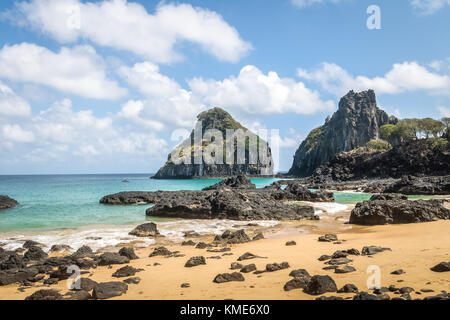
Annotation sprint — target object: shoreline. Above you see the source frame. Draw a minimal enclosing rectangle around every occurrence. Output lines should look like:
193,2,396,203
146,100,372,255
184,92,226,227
1,215,449,300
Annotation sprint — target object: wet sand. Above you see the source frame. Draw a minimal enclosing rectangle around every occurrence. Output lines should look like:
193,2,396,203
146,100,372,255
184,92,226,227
1,210,449,300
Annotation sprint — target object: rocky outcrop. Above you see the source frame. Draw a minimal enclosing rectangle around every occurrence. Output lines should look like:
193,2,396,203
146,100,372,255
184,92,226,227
100,176,339,221
202,175,256,190
304,138,450,183
128,223,159,237
349,199,450,225
289,90,395,177
382,175,450,195
153,108,273,179
0,196,18,210
145,189,315,221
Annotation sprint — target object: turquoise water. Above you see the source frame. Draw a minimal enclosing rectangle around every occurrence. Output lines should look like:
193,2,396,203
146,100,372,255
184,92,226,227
0,175,282,232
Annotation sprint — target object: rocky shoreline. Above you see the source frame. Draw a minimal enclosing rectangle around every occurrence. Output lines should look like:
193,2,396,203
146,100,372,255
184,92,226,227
100,176,334,221
1,220,449,300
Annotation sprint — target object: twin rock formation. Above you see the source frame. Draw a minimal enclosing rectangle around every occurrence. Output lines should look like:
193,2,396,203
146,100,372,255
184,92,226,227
154,90,397,179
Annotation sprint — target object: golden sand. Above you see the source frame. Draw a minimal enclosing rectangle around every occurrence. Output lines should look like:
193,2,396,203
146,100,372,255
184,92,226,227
1,211,449,300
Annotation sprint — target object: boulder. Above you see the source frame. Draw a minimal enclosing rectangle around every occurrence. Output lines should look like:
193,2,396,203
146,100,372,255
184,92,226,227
350,199,450,225
337,284,359,293
252,233,264,241
230,262,243,270
214,229,251,244
149,246,172,257
112,265,142,278
240,264,256,273
265,262,290,272
213,272,245,283
0,267,38,286
361,246,391,256
0,195,18,209
182,240,196,246
71,245,94,259
97,252,130,266
92,282,128,299
289,269,310,278
353,292,377,300
64,290,92,300
50,245,72,252
23,240,43,249
303,275,337,295
25,289,62,300
129,223,159,237
72,277,98,291
123,277,141,285
184,256,206,268
118,247,139,260
430,262,450,272
283,275,311,292
237,252,262,261
24,246,48,262
318,234,338,242
335,265,356,274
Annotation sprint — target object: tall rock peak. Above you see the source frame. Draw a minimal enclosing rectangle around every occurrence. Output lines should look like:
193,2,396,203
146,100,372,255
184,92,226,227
288,90,396,177
153,107,273,179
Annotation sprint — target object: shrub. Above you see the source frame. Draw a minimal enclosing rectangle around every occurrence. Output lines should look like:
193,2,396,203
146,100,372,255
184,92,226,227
366,139,392,151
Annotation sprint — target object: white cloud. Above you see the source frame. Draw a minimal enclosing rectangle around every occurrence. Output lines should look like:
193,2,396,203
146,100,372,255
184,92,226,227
2,124,35,142
1,98,168,164
297,61,450,96
119,63,335,129
119,61,205,128
12,0,251,63
0,82,31,117
438,106,450,117
188,65,335,116
117,100,165,131
292,0,343,9
0,43,126,100
410,0,450,14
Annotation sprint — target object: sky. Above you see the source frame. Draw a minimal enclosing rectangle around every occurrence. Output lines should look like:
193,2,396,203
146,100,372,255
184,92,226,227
0,0,449,175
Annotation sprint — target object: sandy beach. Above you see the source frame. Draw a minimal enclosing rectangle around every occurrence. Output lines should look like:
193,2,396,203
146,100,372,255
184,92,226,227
1,208,449,300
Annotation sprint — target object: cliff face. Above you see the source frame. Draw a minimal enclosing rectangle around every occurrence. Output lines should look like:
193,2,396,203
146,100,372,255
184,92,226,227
153,108,273,179
288,90,396,177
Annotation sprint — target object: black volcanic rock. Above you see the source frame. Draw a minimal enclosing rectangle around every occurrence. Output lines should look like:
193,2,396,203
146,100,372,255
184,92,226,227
289,90,394,177
430,262,450,272
213,229,251,244
370,193,407,201
350,199,450,225
383,175,450,195
129,222,159,237
304,139,449,183
145,189,315,221
203,175,256,191
0,196,18,210
303,275,337,295
153,108,273,179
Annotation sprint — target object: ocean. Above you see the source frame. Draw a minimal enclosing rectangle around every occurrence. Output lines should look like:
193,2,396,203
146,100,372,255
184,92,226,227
0,174,373,251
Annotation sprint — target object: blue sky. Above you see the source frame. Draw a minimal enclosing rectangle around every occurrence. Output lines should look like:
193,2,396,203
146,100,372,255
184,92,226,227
0,0,449,174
